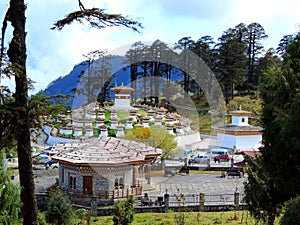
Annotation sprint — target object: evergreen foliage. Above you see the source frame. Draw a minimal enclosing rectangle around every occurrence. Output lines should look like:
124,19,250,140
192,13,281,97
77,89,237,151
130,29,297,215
0,155,21,225
1,1,141,224
244,33,300,225
112,196,135,225
74,208,89,224
45,187,74,225
216,24,248,104
73,50,113,105
280,196,300,225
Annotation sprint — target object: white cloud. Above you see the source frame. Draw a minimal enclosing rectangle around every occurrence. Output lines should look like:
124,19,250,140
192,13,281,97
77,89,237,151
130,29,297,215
1,0,300,94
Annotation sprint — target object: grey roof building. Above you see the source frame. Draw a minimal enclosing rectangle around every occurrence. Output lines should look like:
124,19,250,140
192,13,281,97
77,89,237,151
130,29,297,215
51,137,162,205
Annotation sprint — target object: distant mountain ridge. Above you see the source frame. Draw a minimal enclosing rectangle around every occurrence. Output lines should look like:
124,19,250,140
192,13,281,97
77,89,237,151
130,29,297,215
40,55,183,109
40,55,131,108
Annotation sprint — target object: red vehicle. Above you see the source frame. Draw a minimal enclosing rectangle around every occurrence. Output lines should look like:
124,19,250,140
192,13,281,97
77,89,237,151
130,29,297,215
214,153,231,162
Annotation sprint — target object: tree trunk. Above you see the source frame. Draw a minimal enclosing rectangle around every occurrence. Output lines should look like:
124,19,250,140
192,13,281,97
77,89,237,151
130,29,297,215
6,0,39,224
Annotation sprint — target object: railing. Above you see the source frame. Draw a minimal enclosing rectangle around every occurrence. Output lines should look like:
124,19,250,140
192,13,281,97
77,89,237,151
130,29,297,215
135,192,245,208
66,186,143,199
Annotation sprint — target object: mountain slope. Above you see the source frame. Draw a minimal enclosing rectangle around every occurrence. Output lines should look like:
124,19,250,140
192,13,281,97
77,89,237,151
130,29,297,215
40,55,184,109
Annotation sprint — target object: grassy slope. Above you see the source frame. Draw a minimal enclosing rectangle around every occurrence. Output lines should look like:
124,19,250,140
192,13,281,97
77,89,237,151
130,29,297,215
87,211,281,225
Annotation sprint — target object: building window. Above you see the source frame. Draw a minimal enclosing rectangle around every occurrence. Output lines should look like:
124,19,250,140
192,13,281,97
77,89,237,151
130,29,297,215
115,177,124,189
61,168,64,183
119,177,124,189
114,178,119,188
73,177,76,189
68,173,76,189
69,176,73,189
241,118,245,123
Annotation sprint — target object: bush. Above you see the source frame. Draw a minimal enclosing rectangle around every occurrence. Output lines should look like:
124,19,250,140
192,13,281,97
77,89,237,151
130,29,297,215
108,129,116,137
38,213,49,225
0,160,21,225
280,196,300,225
45,187,73,225
75,208,88,224
113,196,135,225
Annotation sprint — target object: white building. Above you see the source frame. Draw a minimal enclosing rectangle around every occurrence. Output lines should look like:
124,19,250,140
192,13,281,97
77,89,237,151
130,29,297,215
110,83,134,110
213,110,263,150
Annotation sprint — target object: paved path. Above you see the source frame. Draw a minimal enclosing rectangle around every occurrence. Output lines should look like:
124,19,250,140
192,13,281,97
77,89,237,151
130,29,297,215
148,173,245,196
146,173,246,206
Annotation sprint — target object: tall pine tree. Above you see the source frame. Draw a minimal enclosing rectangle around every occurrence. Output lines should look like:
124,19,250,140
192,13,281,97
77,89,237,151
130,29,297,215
1,1,141,224
244,32,300,225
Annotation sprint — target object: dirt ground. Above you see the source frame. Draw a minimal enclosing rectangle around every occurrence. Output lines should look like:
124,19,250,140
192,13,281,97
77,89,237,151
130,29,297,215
33,167,59,193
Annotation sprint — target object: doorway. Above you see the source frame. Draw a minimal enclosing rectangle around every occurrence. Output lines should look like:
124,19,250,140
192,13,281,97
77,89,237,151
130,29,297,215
83,176,93,195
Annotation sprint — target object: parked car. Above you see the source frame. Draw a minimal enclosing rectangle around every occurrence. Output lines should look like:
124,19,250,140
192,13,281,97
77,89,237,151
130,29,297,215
214,154,231,162
44,160,59,169
207,149,232,159
192,155,209,164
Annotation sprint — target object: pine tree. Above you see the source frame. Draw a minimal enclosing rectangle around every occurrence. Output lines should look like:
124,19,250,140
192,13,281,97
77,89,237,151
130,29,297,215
1,1,142,224
113,196,135,225
216,26,247,104
175,37,195,96
45,187,73,225
244,32,300,225
74,50,112,104
245,23,268,86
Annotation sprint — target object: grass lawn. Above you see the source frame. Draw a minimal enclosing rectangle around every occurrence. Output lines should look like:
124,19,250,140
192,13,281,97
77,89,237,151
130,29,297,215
87,211,270,225
137,109,147,116
117,110,130,119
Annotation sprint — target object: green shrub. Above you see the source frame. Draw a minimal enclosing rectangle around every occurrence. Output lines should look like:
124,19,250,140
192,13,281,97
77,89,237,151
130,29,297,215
108,129,116,137
0,159,21,225
280,196,300,225
45,187,73,225
38,212,49,225
75,208,88,224
113,196,135,225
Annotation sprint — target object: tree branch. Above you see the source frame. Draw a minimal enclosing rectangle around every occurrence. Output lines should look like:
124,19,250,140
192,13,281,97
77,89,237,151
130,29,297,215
1,8,11,75
51,8,143,32
78,0,85,11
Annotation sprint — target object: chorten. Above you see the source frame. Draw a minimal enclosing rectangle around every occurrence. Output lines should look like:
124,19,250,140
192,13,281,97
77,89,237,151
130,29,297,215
212,110,263,150
110,83,134,110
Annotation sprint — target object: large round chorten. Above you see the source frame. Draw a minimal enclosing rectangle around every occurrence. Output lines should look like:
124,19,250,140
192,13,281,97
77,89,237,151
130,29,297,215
111,83,134,110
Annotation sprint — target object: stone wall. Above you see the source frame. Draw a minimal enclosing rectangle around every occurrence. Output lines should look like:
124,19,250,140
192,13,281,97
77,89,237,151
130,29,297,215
58,164,135,194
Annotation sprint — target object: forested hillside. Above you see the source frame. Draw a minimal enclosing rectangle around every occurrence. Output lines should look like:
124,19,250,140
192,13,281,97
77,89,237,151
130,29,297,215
40,22,289,109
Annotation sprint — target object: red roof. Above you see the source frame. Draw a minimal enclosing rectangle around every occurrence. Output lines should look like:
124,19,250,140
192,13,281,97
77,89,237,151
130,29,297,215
235,150,261,158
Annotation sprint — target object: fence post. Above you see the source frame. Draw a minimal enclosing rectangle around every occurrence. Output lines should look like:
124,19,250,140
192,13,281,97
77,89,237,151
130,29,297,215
90,197,98,216
234,188,240,210
164,191,170,212
199,192,205,211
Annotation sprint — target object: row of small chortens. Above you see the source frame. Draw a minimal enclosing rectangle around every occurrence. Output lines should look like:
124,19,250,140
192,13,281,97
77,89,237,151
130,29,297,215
56,102,193,138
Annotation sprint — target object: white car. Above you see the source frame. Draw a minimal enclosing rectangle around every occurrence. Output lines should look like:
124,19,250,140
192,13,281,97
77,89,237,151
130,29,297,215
192,155,209,164
44,160,59,169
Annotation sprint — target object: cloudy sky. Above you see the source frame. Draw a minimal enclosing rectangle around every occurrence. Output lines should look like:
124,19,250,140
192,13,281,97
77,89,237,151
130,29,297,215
1,0,299,94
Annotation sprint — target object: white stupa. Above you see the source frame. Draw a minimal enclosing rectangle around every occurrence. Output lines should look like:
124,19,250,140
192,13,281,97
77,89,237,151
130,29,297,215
110,83,134,110
213,110,263,150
